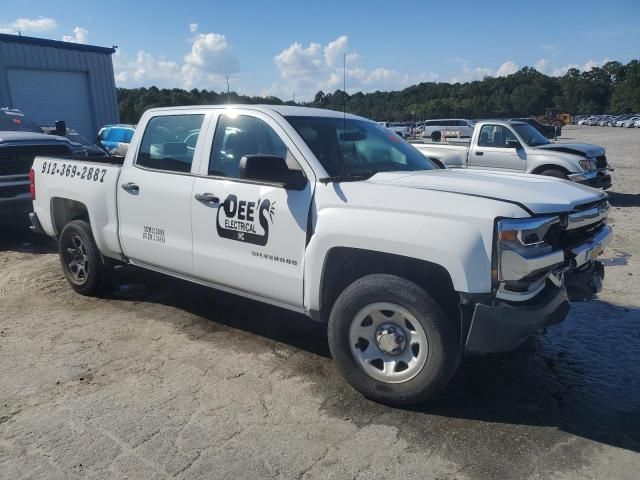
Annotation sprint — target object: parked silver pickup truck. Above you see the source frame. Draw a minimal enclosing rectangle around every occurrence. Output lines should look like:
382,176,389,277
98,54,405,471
412,120,612,189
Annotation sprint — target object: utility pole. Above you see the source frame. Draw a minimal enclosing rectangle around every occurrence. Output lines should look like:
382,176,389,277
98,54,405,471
225,76,230,103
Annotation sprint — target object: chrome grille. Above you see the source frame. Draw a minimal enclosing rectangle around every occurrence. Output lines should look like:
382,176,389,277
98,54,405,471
545,200,609,250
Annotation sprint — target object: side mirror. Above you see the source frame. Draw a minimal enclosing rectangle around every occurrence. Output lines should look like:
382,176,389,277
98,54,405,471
54,120,67,137
506,139,521,149
239,155,307,190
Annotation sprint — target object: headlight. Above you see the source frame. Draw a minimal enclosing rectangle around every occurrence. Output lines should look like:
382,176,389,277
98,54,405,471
579,159,594,171
494,216,564,283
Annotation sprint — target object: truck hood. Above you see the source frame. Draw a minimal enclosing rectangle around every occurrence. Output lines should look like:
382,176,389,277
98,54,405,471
533,142,605,158
368,169,606,215
0,130,73,145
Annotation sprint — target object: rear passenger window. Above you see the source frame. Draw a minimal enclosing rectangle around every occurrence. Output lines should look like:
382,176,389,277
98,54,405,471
136,115,204,173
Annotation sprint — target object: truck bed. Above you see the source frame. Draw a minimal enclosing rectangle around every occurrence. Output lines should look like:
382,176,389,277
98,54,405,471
31,155,123,259
410,141,469,168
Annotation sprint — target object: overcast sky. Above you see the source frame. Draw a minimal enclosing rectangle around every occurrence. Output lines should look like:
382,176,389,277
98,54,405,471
2,0,639,100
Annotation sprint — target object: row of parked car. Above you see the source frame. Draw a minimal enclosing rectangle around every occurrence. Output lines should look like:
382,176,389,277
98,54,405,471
574,114,640,127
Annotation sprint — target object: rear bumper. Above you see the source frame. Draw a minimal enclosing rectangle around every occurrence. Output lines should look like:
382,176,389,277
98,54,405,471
568,170,612,190
464,286,571,353
0,194,32,226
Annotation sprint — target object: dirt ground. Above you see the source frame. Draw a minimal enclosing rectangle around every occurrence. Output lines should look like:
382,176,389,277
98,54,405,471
1,125,639,480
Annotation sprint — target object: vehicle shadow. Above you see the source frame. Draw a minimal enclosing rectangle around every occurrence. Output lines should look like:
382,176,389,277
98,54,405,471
110,265,331,358
608,191,640,208
0,227,57,254
107,266,639,454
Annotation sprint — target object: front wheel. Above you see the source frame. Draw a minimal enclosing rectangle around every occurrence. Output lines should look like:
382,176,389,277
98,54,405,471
59,220,111,296
327,274,459,406
538,168,569,180
431,131,442,142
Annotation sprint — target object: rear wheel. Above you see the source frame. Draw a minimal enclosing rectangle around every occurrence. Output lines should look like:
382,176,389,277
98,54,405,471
59,220,111,296
431,131,442,142
327,274,459,406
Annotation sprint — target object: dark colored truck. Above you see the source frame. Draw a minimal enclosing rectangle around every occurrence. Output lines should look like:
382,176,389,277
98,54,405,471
510,118,559,139
0,108,104,227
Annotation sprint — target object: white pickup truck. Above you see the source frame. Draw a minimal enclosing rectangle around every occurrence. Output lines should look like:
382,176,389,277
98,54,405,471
29,105,612,406
413,120,612,189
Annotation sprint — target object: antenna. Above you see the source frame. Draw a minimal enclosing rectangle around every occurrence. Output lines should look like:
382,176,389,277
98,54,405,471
226,76,230,103
343,52,347,129
341,52,347,174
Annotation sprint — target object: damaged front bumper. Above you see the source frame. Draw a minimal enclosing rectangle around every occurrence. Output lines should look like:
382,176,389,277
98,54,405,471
568,169,612,190
463,284,571,353
463,258,605,354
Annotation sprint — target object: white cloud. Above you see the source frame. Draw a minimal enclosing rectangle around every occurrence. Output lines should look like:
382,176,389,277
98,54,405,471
114,29,239,90
450,65,493,83
496,61,518,77
534,58,550,73
113,51,181,85
273,35,437,99
0,17,57,34
449,60,521,83
189,23,199,33
181,33,240,89
62,27,88,44
552,58,610,76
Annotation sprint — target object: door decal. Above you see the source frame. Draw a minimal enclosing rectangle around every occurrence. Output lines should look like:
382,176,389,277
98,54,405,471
216,194,275,246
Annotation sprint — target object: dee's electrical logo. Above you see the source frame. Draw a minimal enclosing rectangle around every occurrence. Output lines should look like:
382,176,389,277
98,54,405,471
216,194,275,246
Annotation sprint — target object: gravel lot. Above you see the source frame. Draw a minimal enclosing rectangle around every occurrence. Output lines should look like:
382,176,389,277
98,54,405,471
1,125,639,480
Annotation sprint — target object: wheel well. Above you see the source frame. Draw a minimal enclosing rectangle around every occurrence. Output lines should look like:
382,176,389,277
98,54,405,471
51,198,90,235
531,164,570,175
319,248,459,323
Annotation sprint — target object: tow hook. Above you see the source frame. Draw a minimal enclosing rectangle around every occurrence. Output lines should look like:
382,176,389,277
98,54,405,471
564,260,605,302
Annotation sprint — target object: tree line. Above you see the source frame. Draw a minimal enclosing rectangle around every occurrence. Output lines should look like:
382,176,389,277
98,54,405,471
117,59,640,124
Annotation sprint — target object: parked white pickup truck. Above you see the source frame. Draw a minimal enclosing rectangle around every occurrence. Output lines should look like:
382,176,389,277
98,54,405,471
29,106,611,406
413,120,612,189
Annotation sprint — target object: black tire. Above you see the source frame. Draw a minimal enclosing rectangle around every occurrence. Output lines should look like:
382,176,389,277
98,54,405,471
327,274,460,406
538,169,569,180
59,220,111,296
431,131,442,142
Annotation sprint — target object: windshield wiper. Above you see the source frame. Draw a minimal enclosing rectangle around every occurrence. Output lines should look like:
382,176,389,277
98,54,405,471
318,173,372,184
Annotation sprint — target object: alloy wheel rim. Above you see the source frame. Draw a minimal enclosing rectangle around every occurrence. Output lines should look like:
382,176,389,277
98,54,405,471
64,235,89,282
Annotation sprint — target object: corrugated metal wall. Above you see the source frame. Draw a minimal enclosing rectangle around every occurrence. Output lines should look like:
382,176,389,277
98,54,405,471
0,36,119,137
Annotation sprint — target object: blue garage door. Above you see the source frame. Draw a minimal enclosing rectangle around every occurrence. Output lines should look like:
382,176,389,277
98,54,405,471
7,69,94,139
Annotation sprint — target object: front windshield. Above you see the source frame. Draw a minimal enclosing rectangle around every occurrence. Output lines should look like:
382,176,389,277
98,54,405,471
0,110,43,133
512,123,550,146
286,116,437,177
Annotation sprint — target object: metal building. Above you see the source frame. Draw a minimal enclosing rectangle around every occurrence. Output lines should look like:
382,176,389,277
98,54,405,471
0,33,119,139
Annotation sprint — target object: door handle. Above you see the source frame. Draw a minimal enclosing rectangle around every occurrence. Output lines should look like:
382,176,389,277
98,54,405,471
121,182,139,193
195,192,220,204
475,151,484,156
